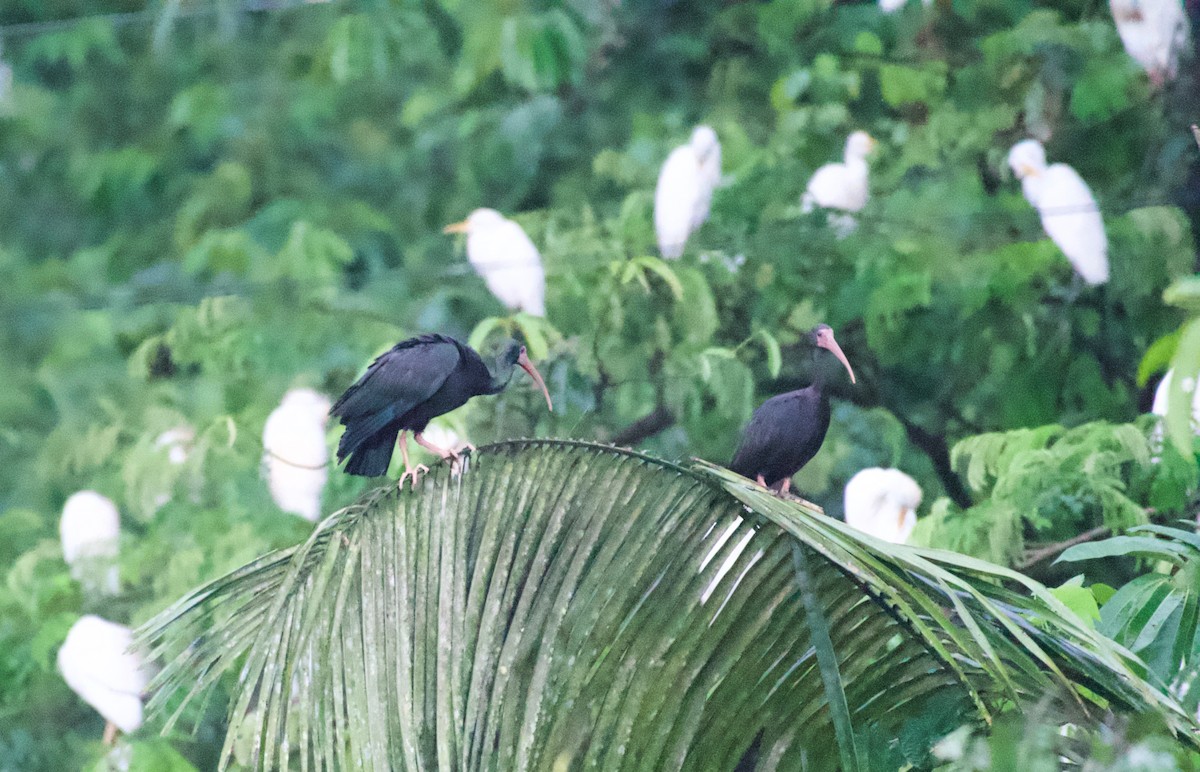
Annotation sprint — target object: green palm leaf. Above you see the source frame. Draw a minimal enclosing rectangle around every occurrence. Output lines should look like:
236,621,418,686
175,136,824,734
139,441,1199,770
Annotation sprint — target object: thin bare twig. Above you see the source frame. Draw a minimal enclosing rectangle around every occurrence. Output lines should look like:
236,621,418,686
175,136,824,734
1018,526,1111,570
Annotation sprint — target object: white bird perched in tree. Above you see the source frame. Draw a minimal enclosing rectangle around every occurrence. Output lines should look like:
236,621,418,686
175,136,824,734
59,490,120,596
444,208,546,316
1150,369,1200,459
843,468,923,544
1109,0,1191,87
879,0,931,13
1007,139,1109,286
263,388,331,523
802,131,876,236
57,615,156,744
654,125,722,259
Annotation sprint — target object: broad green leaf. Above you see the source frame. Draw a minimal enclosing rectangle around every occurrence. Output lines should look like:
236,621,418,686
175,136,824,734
1059,536,1192,566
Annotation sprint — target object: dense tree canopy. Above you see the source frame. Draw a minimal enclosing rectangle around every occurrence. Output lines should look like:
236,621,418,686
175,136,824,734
2,0,1200,767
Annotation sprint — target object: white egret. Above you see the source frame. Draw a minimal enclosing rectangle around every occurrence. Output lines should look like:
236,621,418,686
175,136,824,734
151,426,194,511
879,0,931,13
1150,369,1200,458
654,125,722,259
1007,139,1109,286
1109,0,1190,86
57,615,155,743
843,468,923,544
59,491,120,596
444,209,546,316
801,131,876,236
263,388,331,523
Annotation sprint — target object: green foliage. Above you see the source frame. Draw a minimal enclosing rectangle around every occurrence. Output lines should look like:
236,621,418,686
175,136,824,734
0,0,1196,765
1060,524,1200,713
141,442,1199,771
932,708,1200,771
914,421,1180,567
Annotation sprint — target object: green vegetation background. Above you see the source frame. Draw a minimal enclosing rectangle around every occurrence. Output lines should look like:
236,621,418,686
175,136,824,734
2,0,1200,768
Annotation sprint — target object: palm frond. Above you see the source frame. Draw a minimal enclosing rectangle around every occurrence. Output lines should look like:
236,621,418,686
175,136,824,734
139,441,1199,770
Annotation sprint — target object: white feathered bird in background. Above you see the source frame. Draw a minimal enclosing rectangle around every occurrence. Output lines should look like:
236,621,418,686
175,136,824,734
654,125,722,259
1007,139,1109,286
263,388,331,523
59,490,120,596
58,615,156,743
1109,0,1190,86
444,208,546,316
1150,368,1200,458
802,131,876,236
879,0,931,13
843,468,923,544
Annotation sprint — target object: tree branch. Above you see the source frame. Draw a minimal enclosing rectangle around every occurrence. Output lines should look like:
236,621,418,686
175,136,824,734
1017,526,1111,571
611,406,676,447
897,418,974,510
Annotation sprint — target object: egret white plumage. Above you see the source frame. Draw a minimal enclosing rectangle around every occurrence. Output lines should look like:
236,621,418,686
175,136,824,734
59,490,120,596
802,131,876,236
843,468,923,544
879,0,931,13
1007,139,1109,286
1150,369,1200,459
263,388,331,523
151,426,194,511
1152,369,1200,422
654,125,722,259
57,615,155,743
444,209,546,316
1109,0,1190,86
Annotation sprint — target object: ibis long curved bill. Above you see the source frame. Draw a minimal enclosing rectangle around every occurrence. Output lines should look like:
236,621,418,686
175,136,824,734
814,326,856,384
518,349,554,411
443,220,470,234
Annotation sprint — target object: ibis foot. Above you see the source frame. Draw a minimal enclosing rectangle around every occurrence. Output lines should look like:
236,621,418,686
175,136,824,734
398,464,430,490
396,431,428,489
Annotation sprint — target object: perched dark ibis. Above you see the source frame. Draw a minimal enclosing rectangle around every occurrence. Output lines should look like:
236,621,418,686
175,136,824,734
330,334,553,486
729,324,856,494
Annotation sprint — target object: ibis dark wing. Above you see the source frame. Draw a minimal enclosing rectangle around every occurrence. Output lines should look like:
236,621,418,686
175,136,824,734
729,394,796,478
330,335,461,452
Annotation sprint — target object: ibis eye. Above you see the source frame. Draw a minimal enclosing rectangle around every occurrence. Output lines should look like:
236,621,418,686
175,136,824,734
520,346,527,356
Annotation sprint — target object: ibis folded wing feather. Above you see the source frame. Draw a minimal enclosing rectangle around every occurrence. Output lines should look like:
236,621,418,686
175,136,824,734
331,335,462,454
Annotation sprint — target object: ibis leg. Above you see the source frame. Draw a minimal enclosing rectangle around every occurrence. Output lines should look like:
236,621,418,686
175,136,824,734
397,431,429,490
102,721,117,745
779,478,791,496
756,474,768,488
415,432,473,461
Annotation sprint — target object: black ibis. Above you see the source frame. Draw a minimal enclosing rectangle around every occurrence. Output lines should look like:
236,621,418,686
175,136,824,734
330,334,553,486
729,324,856,494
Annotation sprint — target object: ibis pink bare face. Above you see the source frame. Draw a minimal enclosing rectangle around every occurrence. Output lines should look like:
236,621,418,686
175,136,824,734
815,327,856,384
517,347,554,411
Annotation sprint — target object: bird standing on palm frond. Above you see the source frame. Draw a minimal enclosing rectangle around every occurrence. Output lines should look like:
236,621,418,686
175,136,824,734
330,335,553,487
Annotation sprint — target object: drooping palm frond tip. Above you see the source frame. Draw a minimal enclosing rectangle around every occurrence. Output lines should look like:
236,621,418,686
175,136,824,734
138,441,1200,771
